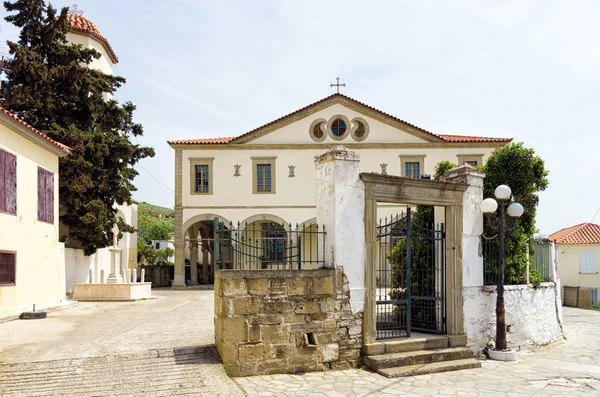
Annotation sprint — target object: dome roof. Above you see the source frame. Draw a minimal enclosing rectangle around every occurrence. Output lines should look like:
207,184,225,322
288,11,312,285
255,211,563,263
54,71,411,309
66,13,118,63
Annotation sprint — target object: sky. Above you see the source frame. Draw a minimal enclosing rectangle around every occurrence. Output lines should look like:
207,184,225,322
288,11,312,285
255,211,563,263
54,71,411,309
1,0,599,236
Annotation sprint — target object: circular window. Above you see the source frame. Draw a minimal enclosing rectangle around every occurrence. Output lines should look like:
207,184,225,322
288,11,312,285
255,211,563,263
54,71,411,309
331,119,347,137
355,121,366,137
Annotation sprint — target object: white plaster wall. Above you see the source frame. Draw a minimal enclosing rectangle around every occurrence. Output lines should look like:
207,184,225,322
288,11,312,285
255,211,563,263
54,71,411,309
0,123,66,315
64,248,114,293
556,243,600,288
463,283,563,353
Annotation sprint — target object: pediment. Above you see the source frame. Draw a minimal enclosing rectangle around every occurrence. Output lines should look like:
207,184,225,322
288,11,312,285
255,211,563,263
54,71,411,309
235,95,444,145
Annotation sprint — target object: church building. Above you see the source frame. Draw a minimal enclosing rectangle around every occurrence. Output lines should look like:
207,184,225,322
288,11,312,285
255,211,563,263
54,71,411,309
168,93,511,288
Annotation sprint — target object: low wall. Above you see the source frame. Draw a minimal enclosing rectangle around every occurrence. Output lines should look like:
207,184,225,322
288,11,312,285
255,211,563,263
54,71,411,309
214,268,362,377
463,282,562,353
140,265,174,287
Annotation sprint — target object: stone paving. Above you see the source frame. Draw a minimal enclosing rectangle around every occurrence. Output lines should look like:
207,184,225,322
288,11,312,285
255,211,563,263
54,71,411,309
234,307,600,396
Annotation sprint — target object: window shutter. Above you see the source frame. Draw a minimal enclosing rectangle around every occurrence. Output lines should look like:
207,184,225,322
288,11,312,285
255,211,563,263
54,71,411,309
580,252,586,273
591,252,597,273
38,167,45,221
45,171,54,223
0,150,5,213
5,152,17,214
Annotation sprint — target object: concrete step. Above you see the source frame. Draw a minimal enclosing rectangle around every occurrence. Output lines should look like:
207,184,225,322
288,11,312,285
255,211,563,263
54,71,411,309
377,358,482,378
364,347,474,370
363,334,467,355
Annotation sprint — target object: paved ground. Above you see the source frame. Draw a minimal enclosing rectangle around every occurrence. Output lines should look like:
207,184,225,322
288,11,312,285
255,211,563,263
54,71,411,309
0,289,215,364
235,307,600,396
0,288,243,396
1,289,599,396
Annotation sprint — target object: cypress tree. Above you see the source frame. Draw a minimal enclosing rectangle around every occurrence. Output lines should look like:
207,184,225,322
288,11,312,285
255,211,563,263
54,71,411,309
1,0,155,255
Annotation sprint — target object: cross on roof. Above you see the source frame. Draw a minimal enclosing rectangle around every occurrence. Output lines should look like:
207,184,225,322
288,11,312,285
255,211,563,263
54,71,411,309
330,77,346,93
70,4,84,15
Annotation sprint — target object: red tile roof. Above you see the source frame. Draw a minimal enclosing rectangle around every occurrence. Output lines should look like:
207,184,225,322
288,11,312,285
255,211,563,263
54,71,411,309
437,134,512,143
66,14,118,63
549,223,600,245
0,107,71,154
167,93,513,145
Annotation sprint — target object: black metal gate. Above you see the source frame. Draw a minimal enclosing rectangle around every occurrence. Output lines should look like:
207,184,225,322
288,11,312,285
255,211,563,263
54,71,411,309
376,207,445,339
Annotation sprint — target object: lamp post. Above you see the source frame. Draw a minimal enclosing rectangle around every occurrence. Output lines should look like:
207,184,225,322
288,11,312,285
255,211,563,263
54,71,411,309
481,185,524,352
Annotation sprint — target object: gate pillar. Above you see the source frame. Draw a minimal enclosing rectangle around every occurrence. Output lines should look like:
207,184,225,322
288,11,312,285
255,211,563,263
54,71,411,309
441,164,485,334
315,145,366,314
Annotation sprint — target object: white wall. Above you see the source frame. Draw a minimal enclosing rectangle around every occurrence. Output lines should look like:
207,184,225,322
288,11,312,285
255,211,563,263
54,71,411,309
463,283,563,353
557,243,600,288
66,32,114,75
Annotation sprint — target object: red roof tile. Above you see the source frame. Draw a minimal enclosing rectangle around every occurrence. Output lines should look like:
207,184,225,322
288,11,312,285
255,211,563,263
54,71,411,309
168,93,512,145
66,14,118,63
549,223,600,245
0,107,71,154
437,134,512,143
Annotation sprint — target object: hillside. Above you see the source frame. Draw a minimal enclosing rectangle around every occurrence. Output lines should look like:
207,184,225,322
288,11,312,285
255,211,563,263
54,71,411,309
137,202,175,247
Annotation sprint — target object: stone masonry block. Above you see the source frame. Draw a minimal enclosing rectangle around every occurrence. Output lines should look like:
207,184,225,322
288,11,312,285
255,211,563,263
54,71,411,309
270,278,287,295
288,278,309,296
283,314,306,324
221,317,248,342
222,278,248,296
313,276,334,295
295,302,321,314
262,325,291,344
239,344,274,363
276,344,295,359
320,299,336,312
263,300,294,313
216,340,238,365
321,343,340,363
248,324,261,342
248,278,269,295
256,359,292,375
348,325,362,337
253,314,284,325
234,297,261,315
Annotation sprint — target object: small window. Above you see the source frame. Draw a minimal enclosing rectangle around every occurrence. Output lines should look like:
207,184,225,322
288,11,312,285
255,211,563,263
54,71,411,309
580,252,597,274
457,155,483,168
252,157,276,194
189,158,214,195
38,167,54,223
400,155,425,179
0,149,17,215
405,162,420,179
313,122,324,139
467,161,477,167
155,242,160,249
195,165,210,193
0,252,16,286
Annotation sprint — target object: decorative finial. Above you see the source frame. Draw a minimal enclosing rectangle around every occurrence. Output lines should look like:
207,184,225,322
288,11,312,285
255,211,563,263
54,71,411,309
112,223,119,247
330,77,346,94
233,164,241,177
380,163,388,175
288,165,296,178
70,4,84,16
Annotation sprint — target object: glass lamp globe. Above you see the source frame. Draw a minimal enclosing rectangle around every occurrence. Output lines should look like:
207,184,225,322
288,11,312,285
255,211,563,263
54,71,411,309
507,203,525,218
494,185,511,200
481,198,498,214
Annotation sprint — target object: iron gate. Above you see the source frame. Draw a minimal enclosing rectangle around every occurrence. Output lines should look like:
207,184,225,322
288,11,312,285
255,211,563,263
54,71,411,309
213,219,326,270
376,207,445,339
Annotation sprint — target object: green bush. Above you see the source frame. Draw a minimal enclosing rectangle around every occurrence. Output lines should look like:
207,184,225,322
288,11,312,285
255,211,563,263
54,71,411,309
592,301,600,311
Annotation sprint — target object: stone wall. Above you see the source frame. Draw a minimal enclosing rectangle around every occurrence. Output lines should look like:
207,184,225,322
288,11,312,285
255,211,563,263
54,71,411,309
463,283,563,353
214,268,362,377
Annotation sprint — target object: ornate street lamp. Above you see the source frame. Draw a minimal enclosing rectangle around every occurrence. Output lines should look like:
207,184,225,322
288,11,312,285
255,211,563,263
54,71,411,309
481,185,524,354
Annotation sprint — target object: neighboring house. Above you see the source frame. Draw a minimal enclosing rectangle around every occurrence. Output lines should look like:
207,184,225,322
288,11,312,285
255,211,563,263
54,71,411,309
168,93,512,287
0,107,71,316
550,222,600,289
62,11,137,293
150,240,175,263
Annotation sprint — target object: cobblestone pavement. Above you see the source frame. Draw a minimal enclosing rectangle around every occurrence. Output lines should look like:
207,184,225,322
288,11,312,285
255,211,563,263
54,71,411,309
235,307,600,396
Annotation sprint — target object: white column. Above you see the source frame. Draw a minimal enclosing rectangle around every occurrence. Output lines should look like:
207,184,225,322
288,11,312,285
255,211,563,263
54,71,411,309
315,145,365,314
107,247,123,283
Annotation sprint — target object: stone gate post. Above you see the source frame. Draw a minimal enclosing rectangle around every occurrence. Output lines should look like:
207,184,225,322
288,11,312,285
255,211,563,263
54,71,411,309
315,145,366,313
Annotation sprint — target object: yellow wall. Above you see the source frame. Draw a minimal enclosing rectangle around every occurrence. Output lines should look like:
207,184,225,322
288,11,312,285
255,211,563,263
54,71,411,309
0,123,65,315
557,244,600,288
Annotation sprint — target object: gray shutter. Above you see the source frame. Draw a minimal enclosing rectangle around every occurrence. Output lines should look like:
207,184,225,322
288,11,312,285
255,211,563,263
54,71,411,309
38,167,45,221
0,150,5,213
45,170,54,223
5,152,17,214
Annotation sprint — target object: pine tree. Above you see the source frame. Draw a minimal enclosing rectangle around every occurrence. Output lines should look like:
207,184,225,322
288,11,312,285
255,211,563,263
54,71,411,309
1,0,155,255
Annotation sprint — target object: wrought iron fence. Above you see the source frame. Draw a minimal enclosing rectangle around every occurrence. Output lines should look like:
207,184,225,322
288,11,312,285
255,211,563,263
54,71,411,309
482,237,553,285
531,240,553,282
214,220,326,270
